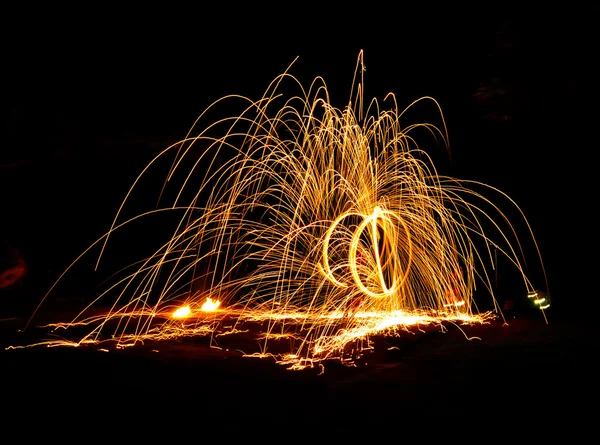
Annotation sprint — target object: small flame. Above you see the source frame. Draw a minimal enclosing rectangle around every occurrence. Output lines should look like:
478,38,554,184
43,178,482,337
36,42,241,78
172,305,191,319
201,297,221,312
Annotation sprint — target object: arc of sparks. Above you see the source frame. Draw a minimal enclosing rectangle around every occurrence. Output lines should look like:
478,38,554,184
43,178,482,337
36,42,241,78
13,50,550,370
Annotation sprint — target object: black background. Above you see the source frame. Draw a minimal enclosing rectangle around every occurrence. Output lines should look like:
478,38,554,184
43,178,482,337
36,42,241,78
1,5,588,317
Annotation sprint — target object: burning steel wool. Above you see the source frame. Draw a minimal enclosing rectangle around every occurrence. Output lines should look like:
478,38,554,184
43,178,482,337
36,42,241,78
12,51,548,370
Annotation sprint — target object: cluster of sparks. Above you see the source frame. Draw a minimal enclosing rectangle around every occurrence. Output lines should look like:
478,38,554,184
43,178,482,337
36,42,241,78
15,51,548,370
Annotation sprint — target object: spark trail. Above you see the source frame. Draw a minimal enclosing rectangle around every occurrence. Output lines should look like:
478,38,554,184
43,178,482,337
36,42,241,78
15,51,548,370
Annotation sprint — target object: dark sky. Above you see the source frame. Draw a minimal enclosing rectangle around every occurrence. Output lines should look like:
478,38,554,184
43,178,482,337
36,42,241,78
1,6,587,314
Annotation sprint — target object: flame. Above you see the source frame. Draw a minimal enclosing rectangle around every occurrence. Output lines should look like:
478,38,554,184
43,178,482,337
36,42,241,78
201,297,221,312
172,305,191,319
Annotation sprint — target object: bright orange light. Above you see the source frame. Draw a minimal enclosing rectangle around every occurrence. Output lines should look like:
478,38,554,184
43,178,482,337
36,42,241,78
201,297,221,312
172,305,191,319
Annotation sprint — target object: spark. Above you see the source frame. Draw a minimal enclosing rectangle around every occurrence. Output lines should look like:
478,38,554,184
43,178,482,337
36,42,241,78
11,51,549,370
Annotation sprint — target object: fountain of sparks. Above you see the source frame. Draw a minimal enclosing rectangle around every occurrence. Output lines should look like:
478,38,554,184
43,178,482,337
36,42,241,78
12,51,549,370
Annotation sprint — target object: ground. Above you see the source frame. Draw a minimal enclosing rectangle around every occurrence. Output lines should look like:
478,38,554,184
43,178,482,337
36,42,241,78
1,302,594,438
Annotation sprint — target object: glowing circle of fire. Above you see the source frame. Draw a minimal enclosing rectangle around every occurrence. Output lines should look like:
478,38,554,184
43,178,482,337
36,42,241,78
320,205,412,300
13,50,549,370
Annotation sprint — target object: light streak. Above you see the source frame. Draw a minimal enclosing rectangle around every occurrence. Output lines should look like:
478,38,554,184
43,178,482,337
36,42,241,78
528,290,551,311
11,51,549,370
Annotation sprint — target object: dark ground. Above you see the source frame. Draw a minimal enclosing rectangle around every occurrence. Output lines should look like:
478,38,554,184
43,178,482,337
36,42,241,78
0,303,596,438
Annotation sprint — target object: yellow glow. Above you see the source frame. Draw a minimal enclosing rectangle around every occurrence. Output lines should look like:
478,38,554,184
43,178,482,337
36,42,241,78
13,50,550,370
201,297,221,312
172,305,191,319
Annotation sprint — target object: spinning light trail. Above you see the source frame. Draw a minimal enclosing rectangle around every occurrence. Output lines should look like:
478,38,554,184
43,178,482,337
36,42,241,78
14,51,548,370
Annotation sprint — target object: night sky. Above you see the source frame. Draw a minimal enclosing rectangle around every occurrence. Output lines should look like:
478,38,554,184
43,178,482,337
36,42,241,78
1,6,587,317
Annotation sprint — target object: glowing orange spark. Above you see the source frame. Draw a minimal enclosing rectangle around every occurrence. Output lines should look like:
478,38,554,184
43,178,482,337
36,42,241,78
201,297,221,312
172,305,191,319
